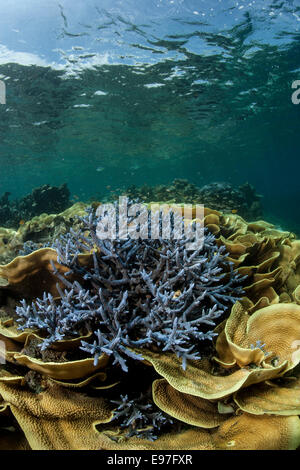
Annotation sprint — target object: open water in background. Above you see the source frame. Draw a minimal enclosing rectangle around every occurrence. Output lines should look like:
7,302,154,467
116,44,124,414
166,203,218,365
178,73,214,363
0,0,300,232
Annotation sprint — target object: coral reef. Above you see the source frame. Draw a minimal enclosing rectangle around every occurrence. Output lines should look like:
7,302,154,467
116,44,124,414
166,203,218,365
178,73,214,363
110,393,174,440
144,299,300,449
198,182,262,220
15,202,244,372
0,226,22,265
0,202,87,265
0,200,300,450
0,184,71,229
123,179,263,220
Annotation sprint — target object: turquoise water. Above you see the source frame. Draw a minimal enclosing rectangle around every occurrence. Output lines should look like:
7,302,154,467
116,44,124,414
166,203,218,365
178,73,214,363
0,0,300,232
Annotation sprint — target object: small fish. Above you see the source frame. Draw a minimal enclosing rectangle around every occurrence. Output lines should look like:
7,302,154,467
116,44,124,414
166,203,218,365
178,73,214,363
106,185,111,190
79,53,96,59
73,195,79,200
231,209,238,214
19,220,25,226
130,163,140,171
96,166,104,172
62,28,89,38
173,290,181,299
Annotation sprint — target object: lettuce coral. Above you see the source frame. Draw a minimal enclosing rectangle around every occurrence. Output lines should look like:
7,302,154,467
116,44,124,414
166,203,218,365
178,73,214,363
2,202,300,449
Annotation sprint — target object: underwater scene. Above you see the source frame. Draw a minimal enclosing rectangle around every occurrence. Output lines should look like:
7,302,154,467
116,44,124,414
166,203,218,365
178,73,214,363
1,0,300,452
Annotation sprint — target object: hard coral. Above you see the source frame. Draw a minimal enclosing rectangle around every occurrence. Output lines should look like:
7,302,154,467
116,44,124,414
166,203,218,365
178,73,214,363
1,204,300,449
110,393,174,441
0,184,71,229
123,180,263,220
0,202,88,265
142,299,300,449
15,202,244,373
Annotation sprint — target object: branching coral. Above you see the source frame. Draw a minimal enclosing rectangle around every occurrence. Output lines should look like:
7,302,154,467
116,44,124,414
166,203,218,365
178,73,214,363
110,393,174,441
1,203,300,449
15,202,244,374
18,241,46,256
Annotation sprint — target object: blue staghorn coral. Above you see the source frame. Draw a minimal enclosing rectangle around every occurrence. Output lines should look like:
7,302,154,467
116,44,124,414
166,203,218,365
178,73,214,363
110,393,174,441
16,201,245,372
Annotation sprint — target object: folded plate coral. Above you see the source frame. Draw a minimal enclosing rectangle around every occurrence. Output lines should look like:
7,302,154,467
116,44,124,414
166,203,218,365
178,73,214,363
0,202,88,265
0,201,300,450
145,299,300,449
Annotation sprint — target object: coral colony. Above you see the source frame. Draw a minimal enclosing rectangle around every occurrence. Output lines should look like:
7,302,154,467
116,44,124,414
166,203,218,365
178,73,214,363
15,199,245,439
0,184,71,228
16,199,245,372
124,179,263,220
110,394,174,440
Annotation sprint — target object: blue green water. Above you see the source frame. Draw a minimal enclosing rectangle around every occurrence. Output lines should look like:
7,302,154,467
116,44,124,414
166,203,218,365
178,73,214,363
0,0,300,232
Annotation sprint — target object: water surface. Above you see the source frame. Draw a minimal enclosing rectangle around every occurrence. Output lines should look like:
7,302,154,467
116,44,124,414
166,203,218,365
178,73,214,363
0,0,299,232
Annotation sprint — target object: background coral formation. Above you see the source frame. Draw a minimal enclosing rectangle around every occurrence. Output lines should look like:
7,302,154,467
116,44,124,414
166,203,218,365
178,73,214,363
0,184,71,229
123,180,263,221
